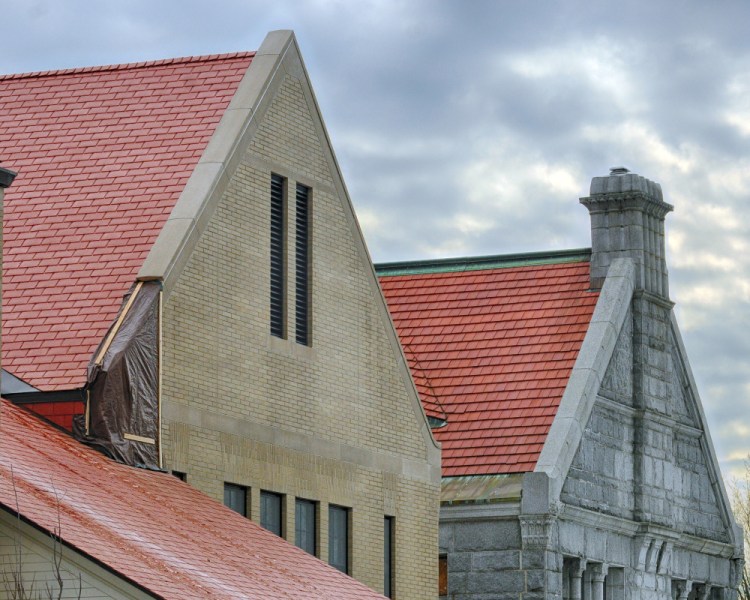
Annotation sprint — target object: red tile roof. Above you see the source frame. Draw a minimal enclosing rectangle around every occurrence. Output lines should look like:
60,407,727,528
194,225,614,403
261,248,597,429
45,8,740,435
378,255,599,476
1,53,253,391
0,400,386,599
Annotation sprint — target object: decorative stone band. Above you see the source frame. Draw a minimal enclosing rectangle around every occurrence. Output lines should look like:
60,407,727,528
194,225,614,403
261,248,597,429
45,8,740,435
519,514,557,550
581,191,674,219
673,580,725,600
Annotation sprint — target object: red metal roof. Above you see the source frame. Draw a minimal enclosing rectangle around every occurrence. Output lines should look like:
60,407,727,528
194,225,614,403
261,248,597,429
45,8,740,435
1,53,253,391
378,258,599,476
0,400,386,599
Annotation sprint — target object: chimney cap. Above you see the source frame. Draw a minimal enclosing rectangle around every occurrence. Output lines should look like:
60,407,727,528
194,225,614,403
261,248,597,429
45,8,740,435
0,166,17,189
588,168,665,203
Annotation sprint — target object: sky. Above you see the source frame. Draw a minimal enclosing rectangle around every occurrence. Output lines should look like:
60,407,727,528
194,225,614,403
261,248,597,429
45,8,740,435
2,1,750,481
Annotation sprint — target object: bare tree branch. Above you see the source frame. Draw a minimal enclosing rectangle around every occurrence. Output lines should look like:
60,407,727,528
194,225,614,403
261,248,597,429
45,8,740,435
1,472,82,599
729,461,750,600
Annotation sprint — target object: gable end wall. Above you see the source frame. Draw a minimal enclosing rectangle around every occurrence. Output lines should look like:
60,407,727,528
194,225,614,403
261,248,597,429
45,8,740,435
159,36,438,598
0,509,153,599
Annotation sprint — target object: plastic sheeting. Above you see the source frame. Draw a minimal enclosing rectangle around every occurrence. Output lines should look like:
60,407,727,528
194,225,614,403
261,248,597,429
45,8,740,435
81,281,160,469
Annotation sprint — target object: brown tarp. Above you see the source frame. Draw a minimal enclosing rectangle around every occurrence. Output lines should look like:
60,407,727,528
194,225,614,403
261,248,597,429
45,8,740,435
80,281,160,469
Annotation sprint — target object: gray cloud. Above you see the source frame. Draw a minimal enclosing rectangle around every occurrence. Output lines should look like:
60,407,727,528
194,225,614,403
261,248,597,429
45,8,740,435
3,0,750,478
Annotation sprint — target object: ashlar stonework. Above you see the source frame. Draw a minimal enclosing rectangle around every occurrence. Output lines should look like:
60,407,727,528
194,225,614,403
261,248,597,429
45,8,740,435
435,170,742,599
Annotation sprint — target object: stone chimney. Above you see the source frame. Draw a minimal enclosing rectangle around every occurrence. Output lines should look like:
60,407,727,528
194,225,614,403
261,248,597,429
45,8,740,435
0,166,17,374
580,167,673,299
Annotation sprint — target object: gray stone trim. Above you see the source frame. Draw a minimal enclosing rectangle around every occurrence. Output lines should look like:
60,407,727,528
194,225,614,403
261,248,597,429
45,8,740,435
535,258,635,500
560,503,654,537
163,400,441,484
559,504,737,559
440,502,521,521
596,395,703,439
138,30,294,287
669,313,743,553
136,30,439,464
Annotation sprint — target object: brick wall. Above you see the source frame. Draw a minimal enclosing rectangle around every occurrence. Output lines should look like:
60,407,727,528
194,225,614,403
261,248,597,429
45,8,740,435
160,71,439,597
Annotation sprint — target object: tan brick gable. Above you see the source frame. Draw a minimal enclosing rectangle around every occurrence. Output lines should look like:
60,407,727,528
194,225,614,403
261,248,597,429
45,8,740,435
152,31,439,598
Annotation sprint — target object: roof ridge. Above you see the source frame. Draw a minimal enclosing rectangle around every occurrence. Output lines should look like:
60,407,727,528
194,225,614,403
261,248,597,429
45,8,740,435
375,248,592,277
0,51,256,81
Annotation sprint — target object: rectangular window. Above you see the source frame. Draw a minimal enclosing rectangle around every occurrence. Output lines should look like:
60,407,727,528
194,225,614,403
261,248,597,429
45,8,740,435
261,490,283,537
295,183,311,345
295,498,317,555
171,470,186,481
605,567,625,600
270,174,286,338
438,554,447,596
223,483,247,517
328,505,349,574
384,516,394,598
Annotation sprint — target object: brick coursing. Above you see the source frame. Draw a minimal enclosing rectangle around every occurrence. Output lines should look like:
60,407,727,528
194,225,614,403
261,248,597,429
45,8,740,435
160,73,439,597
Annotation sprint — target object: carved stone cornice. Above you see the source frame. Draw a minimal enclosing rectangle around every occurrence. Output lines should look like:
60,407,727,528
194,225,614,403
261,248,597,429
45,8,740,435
520,514,557,550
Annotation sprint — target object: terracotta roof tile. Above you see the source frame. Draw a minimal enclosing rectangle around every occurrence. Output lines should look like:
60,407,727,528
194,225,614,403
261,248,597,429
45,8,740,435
379,260,598,476
0,401,386,599
1,52,254,390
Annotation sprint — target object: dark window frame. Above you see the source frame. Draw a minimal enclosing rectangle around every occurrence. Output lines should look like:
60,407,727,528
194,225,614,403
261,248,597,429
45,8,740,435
260,490,284,537
295,497,317,556
270,174,287,339
328,504,350,574
223,482,248,517
384,516,394,598
294,183,312,346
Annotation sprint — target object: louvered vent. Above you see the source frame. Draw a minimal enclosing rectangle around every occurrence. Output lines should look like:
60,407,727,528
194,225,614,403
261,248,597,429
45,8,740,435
270,174,285,338
295,183,311,345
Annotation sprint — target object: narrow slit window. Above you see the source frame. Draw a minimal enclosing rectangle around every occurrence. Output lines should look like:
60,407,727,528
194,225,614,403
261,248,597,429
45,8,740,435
270,174,286,338
439,554,447,596
384,516,394,598
295,183,311,345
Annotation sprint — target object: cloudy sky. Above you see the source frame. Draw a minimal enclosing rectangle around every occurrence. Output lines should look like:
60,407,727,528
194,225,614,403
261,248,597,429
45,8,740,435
3,1,750,480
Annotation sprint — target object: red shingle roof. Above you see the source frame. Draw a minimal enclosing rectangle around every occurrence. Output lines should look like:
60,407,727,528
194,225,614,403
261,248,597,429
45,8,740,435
378,257,599,476
1,53,253,391
0,400,386,599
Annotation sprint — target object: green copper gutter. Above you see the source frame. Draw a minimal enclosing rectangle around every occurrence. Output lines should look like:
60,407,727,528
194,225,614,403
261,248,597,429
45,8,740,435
375,248,591,277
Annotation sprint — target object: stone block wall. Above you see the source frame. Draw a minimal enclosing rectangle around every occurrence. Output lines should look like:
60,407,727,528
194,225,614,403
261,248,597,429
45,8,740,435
562,306,636,520
673,430,727,541
440,518,525,599
560,401,635,520
439,516,564,599
159,66,439,597
562,296,728,541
